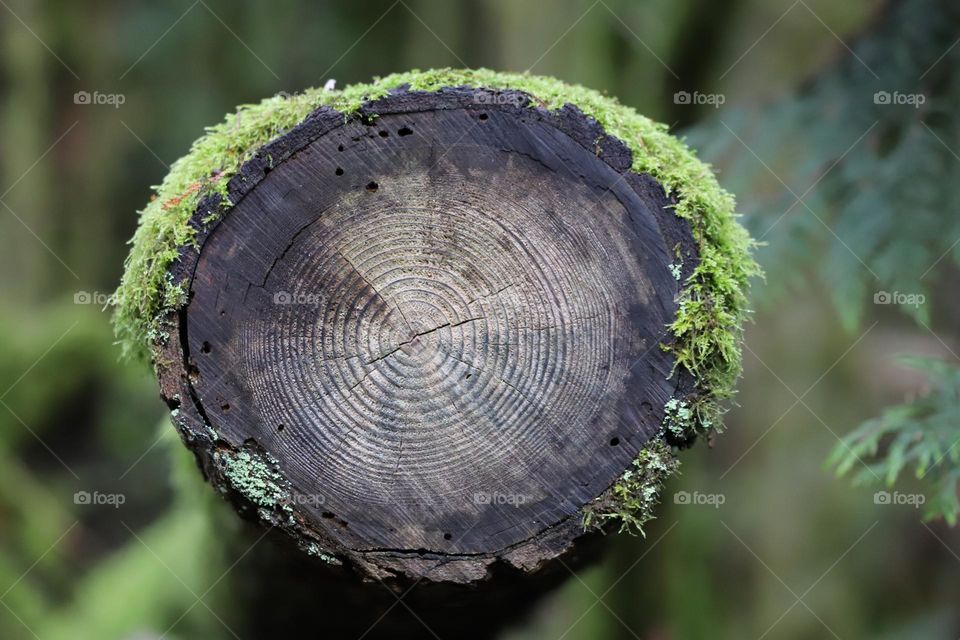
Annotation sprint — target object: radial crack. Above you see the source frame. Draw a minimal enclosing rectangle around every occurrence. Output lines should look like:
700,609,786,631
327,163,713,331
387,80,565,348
335,247,413,334
465,282,518,306
363,316,485,365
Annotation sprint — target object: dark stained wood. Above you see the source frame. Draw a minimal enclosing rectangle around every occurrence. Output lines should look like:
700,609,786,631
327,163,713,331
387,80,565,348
155,88,696,597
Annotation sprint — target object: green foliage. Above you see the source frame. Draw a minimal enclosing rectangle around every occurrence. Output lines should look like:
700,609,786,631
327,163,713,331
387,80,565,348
34,425,233,640
689,0,960,332
582,439,680,536
0,306,120,451
688,0,960,524
828,357,960,525
114,68,756,436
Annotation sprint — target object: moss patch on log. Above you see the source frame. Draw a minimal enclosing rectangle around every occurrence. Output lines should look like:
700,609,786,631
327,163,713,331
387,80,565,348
582,439,680,536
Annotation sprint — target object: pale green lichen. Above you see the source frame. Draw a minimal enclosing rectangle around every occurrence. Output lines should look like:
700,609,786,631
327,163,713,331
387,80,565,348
663,397,695,439
668,262,683,281
302,542,341,566
113,67,758,438
219,450,287,508
582,439,680,536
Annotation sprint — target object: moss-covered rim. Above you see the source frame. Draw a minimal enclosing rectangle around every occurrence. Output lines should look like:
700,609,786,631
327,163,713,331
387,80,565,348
113,67,758,442
582,438,680,536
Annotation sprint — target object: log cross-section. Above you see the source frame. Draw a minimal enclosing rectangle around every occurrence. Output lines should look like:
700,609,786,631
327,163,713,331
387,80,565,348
156,88,697,586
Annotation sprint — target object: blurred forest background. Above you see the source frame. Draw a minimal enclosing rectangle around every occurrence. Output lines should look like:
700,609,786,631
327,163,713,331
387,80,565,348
1,0,959,638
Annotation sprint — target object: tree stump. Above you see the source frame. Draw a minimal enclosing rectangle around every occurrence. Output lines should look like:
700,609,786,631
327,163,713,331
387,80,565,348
116,70,755,637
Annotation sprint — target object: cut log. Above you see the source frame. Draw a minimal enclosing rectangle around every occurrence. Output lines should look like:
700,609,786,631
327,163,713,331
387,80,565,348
117,70,755,638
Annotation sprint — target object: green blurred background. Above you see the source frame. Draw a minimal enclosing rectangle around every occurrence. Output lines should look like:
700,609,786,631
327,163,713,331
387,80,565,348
1,0,959,638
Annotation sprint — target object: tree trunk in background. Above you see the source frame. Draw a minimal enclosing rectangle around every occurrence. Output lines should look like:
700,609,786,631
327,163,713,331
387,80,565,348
1,0,56,300
665,0,743,129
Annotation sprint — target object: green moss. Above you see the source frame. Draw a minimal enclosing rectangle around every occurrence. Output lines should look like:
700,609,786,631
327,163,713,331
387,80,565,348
219,449,287,508
114,67,757,436
582,439,680,536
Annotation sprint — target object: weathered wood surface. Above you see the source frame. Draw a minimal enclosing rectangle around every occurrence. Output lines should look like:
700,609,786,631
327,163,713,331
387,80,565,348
157,88,695,594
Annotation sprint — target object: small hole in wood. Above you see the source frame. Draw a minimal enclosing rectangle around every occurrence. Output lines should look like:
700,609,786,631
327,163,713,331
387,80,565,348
398,126,413,136
337,144,344,152
322,512,335,519
200,341,211,354
641,401,653,413
443,533,452,541
478,113,489,121
335,167,344,176
465,373,472,379
221,403,230,412
609,437,620,446
366,181,379,192
277,424,285,432
378,130,389,138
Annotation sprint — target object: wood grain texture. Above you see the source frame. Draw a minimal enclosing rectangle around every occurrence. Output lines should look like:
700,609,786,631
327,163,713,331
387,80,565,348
156,88,697,586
